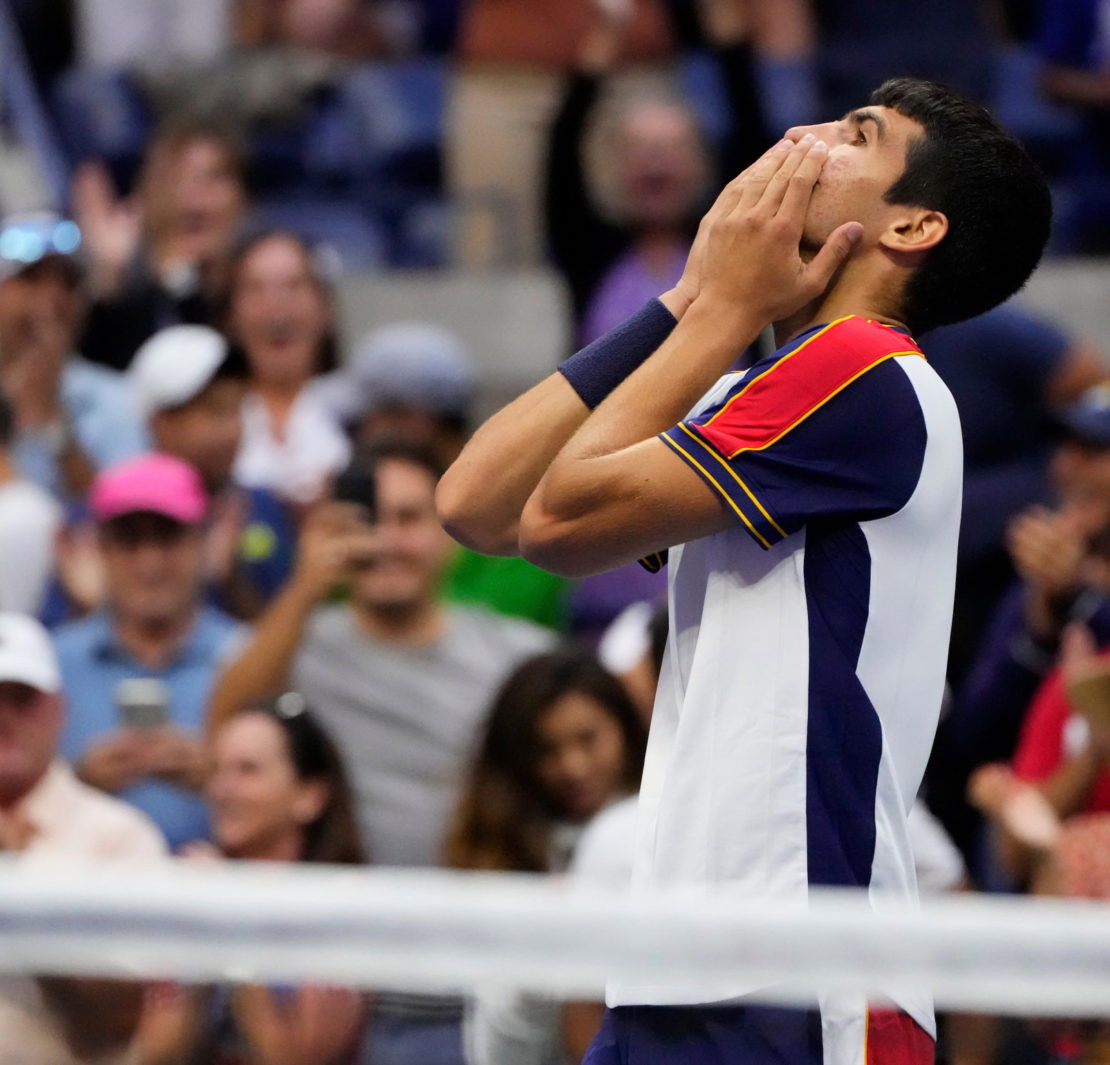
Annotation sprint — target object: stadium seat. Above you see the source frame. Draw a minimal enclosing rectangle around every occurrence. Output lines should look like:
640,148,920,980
51,68,152,185
333,57,446,190
251,197,389,273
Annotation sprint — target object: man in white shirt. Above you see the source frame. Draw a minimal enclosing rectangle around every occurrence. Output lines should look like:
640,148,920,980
0,612,165,1064
439,78,1051,1063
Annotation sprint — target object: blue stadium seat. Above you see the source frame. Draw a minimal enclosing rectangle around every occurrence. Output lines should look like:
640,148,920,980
332,57,447,189
989,44,1084,173
51,68,152,185
678,50,730,150
251,197,389,272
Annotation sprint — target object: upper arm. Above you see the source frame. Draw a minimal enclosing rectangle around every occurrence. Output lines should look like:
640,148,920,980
522,323,931,577
665,354,927,548
521,436,732,576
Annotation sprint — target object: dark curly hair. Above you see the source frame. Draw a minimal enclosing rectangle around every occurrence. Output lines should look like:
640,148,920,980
870,77,1052,335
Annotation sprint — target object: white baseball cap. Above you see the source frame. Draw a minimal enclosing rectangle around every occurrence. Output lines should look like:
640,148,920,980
0,614,61,694
129,325,242,420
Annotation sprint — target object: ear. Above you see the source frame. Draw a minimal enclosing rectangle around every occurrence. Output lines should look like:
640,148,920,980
879,208,948,255
291,779,329,826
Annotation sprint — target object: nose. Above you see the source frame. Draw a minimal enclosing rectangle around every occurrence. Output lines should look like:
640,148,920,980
784,119,843,146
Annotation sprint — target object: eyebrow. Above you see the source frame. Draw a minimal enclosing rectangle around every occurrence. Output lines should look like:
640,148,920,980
845,109,886,142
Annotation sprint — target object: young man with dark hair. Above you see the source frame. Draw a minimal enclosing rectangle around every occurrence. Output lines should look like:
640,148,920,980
438,78,1051,1062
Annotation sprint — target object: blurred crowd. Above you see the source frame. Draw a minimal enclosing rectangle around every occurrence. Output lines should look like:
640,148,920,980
2,0,1110,1064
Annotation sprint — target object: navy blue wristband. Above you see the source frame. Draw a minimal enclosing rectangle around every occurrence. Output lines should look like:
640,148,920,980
557,298,678,409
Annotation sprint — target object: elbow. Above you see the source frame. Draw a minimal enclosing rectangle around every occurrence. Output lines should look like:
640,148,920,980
435,470,518,557
518,494,597,578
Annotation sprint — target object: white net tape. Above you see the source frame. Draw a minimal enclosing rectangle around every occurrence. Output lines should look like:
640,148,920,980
1,858,1108,1017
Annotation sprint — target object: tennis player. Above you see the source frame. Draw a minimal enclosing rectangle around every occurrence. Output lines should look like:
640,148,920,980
438,78,1051,1064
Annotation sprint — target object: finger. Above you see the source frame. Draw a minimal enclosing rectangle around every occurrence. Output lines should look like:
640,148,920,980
704,138,792,223
753,135,820,215
735,138,798,211
802,220,864,296
775,138,829,224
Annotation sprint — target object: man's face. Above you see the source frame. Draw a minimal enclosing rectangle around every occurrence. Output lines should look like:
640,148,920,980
145,137,246,264
783,106,925,251
617,104,708,229
99,512,205,626
350,459,453,614
0,265,81,377
0,682,61,807
151,378,246,490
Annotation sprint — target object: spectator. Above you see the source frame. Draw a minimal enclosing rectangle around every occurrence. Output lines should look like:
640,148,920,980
227,231,351,508
920,305,1107,687
936,390,1110,790
319,321,477,468
544,0,771,644
0,214,147,500
547,0,769,343
129,0,393,142
130,324,296,618
0,612,165,1064
236,0,391,59
210,437,553,865
934,385,1110,864
448,647,646,872
1008,620,1110,832
317,320,572,631
135,694,369,1065
54,454,242,851
208,438,552,1065
447,648,647,1065
0,391,62,615
74,122,248,371
448,0,674,267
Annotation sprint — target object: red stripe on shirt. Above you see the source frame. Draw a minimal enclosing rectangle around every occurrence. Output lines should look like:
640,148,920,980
866,1008,935,1065
694,317,924,459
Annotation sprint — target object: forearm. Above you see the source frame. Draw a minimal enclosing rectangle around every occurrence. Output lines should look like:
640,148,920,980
436,375,590,555
206,582,316,735
536,297,760,505
438,296,683,554
518,297,762,574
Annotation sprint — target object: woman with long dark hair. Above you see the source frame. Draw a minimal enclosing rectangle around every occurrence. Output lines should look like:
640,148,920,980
448,647,646,874
448,648,647,1065
136,694,369,1065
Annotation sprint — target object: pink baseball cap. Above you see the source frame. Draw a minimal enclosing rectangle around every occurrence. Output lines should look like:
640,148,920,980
90,453,208,526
